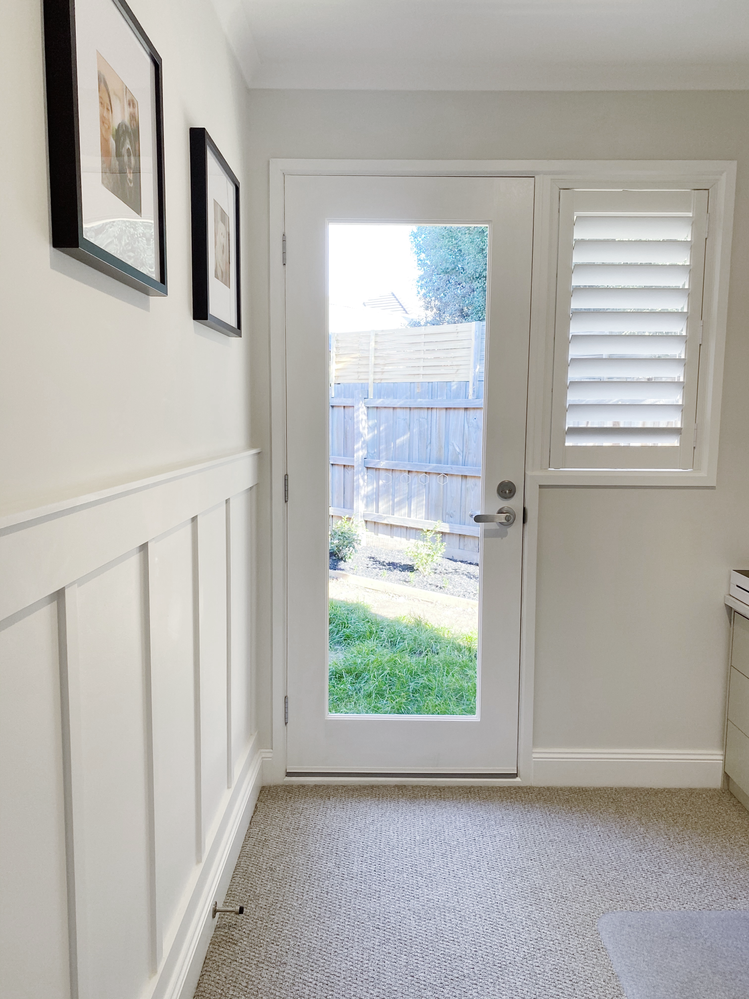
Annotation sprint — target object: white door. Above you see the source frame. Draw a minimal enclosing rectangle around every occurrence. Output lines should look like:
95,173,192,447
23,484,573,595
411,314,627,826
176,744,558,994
284,175,534,776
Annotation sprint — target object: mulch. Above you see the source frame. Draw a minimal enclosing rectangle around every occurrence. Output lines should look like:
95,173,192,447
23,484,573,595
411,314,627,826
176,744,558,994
330,538,479,600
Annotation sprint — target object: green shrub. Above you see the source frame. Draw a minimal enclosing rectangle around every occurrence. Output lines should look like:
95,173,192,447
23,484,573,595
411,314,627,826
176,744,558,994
406,523,446,575
329,516,362,561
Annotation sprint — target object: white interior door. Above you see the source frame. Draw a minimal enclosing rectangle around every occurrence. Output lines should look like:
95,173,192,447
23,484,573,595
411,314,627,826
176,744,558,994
285,175,534,776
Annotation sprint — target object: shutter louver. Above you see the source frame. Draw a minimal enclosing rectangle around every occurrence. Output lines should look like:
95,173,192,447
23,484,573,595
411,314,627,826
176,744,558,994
552,189,708,470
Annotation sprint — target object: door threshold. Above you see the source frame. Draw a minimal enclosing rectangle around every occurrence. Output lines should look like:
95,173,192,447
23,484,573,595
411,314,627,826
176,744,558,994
285,771,519,779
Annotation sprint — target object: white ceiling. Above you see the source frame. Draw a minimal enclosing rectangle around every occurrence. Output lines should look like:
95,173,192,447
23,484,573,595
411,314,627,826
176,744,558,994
208,0,749,91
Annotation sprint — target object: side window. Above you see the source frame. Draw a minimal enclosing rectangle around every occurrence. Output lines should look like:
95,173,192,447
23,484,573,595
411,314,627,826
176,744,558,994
549,188,708,471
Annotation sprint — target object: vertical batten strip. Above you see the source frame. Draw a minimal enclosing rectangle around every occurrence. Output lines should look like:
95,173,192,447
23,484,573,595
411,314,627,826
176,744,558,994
192,516,203,862
57,584,82,999
142,544,160,971
225,497,233,788
249,488,257,742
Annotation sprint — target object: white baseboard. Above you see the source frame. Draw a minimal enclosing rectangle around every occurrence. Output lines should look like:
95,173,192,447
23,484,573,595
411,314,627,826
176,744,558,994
533,749,724,788
264,748,724,789
150,744,270,999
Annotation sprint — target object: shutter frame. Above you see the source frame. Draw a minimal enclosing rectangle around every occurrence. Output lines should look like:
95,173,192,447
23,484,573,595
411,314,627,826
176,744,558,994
550,188,709,470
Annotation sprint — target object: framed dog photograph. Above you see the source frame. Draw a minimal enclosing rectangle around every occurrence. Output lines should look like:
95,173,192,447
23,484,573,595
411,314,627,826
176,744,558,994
43,0,167,295
189,128,241,337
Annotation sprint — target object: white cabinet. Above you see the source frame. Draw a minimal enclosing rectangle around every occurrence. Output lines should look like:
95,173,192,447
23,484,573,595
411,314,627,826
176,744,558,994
725,600,749,810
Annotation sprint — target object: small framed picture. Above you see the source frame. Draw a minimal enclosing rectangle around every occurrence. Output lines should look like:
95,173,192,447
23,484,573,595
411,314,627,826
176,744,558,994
189,128,241,337
43,0,167,295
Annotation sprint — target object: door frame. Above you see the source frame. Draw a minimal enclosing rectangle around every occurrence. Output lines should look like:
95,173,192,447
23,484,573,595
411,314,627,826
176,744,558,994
266,158,734,785
284,175,534,775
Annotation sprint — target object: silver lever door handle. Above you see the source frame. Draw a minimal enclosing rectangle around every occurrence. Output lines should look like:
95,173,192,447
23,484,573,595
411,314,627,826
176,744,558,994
474,506,516,526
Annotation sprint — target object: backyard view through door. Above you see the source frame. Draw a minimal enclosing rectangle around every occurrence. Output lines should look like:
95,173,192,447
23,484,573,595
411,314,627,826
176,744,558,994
328,224,486,717
285,176,534,774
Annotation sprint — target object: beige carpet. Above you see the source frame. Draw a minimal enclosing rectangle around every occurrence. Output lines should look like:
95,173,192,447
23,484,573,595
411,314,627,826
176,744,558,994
194,786,749,999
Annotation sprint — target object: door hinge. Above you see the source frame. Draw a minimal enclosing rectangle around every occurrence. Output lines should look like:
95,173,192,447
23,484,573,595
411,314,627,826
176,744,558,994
698,321,703,345
284,695,289,725
693,423,698,449
282,233,286,265
704,213,710,240
523,506,528,525
284,473,289,502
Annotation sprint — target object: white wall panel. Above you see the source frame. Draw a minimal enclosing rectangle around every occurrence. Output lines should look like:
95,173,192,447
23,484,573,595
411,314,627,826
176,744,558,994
0,452,258,624
75,552,153,999
0,599,70,999
229,489,255,781
148,524,199,955
197,505,229,853
1,448,258,999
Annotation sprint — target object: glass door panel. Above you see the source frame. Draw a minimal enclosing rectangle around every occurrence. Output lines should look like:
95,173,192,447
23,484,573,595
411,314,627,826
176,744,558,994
327,223,488,718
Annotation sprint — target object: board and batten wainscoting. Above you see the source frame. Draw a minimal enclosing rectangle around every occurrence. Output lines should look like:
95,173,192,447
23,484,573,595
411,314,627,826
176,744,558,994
0,449,263,999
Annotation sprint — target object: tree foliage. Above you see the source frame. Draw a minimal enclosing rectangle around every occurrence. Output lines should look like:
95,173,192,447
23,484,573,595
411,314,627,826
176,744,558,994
409,225,488,325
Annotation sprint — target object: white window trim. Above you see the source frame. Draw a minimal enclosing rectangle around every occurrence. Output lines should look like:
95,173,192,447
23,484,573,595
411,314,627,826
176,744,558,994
526,167,736,487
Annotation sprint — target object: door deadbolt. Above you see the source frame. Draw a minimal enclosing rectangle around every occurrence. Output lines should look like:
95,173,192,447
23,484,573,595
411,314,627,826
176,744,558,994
497,480,516,500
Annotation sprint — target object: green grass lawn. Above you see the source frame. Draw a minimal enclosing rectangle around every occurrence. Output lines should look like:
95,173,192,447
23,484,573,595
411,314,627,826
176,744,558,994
328,599,477,715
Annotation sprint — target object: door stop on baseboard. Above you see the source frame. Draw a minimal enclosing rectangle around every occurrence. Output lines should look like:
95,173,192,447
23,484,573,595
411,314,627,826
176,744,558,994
212,901,245,918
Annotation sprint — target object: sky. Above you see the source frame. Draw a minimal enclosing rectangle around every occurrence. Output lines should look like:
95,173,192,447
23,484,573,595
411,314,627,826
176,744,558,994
328,224,423,333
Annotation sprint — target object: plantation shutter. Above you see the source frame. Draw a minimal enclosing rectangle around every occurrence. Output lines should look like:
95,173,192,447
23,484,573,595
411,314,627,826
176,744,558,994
550,189,709,470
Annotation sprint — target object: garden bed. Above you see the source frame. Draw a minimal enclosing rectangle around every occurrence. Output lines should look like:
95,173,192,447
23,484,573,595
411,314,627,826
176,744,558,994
329,537,479,600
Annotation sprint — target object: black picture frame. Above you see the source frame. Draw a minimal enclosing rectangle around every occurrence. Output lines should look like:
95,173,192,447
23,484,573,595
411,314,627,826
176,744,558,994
43,0,167,296
190,128,242,337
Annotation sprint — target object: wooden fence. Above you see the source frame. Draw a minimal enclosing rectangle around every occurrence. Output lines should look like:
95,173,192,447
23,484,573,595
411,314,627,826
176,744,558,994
330,322,485,561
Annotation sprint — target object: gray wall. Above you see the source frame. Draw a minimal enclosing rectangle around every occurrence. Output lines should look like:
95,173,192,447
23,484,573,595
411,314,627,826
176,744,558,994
0,0,253,515
245,89,749,758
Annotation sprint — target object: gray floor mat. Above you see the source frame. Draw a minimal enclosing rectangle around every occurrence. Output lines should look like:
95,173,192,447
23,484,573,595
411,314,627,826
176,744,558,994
598,911,749,999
